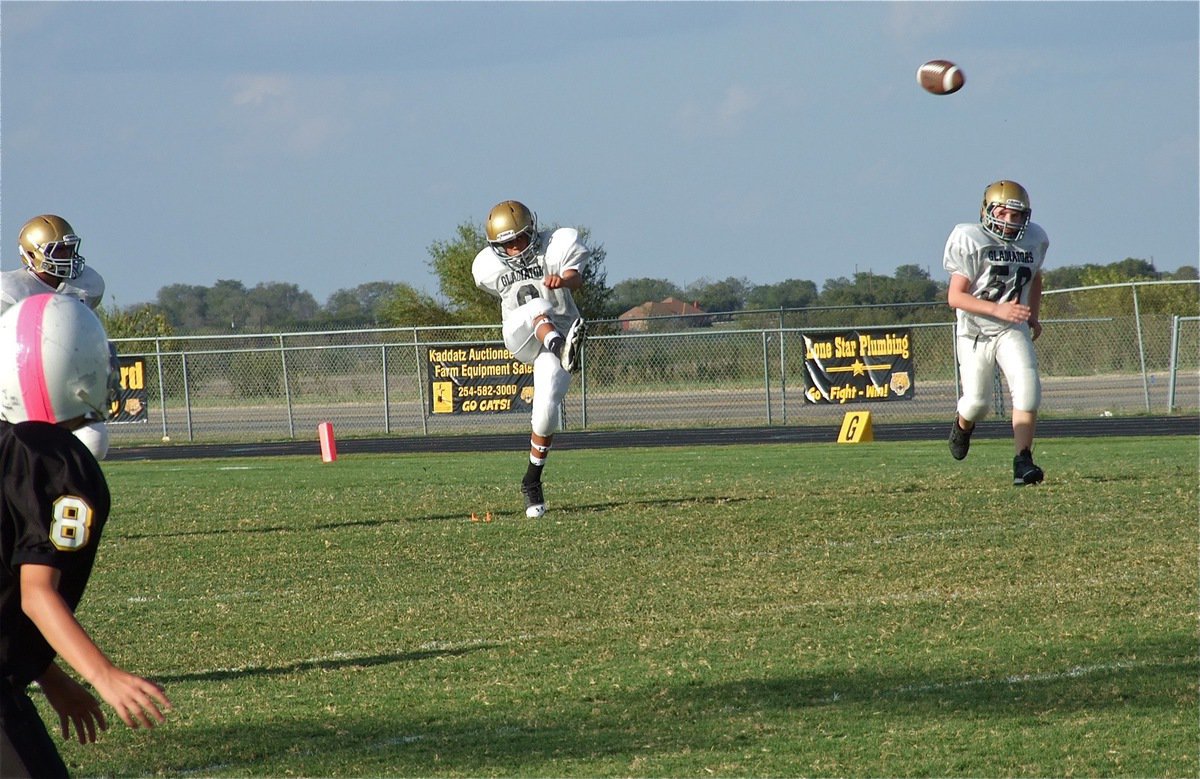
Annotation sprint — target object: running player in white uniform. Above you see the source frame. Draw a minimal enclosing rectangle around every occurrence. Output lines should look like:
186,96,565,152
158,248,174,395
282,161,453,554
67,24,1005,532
1,215,111,460
472,200,587,517
943,181,1049,485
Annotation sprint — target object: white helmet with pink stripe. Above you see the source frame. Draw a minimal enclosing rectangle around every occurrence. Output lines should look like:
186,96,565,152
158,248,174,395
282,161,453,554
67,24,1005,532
0,294,114,424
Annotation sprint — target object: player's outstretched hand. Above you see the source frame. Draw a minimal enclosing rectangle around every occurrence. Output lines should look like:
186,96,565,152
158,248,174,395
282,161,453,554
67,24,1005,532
40,669,108,744
93,666,173,730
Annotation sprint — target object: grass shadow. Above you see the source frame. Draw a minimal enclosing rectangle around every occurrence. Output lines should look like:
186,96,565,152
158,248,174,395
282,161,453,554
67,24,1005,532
152,644,497,684
135,641,1197,776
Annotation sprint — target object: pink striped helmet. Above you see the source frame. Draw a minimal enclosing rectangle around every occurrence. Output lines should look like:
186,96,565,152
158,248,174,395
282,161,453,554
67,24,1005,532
0,294,114,424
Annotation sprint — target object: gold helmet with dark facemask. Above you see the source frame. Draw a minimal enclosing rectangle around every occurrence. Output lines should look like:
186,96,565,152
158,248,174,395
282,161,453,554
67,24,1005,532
980,181,1031,241
19,214,86,279
485,200,541,271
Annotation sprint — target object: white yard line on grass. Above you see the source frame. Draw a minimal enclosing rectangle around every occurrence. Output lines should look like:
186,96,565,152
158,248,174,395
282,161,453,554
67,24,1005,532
885,656,1193,697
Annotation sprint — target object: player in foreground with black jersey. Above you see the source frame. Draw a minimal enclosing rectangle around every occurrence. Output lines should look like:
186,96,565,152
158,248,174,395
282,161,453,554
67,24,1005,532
0,294,172,778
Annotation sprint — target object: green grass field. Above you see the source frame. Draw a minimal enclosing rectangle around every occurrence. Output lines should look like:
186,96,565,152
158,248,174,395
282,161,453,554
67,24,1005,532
37,436,1198,777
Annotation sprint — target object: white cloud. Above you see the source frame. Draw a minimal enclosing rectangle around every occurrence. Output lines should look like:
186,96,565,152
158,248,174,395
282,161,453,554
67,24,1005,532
286,116,340,155
887,3,967,42
716,84,759,127
229,74,291,108
676,83,761,138
223,74,349,156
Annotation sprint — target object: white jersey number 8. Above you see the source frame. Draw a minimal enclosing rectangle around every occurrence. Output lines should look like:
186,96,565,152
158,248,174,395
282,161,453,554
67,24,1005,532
50,495,94,551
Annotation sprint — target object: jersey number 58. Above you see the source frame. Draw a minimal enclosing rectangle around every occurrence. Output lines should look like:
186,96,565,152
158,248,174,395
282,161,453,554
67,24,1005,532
980,264,1033,304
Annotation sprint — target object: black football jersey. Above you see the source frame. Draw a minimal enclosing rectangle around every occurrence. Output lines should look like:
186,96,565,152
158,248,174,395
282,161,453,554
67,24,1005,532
0,421,110,685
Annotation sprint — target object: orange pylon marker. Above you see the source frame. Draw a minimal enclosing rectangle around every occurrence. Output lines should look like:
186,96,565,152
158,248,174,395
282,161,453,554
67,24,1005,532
318,421,337,462
484,512,493,523
470,512,479,522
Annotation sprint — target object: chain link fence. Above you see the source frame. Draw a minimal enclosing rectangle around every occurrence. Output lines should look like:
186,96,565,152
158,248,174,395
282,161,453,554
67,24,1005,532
107,282,1198,446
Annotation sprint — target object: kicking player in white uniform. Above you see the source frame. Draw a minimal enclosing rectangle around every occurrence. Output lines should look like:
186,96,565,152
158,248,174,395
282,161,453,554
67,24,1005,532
472,200,587,517
1,215,111,460
943,180,1049,485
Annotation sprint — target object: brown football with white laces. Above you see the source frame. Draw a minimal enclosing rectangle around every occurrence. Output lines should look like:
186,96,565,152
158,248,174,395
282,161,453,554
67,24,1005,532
917,60,965,95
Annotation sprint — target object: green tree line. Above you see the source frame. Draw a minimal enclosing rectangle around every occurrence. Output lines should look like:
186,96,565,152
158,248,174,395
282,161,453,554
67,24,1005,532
99,218,1198,337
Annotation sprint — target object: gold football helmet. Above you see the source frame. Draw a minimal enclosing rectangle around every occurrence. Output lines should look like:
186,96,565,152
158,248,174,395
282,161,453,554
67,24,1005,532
19,214,86,279
485,200,541,270
980,181,1031,241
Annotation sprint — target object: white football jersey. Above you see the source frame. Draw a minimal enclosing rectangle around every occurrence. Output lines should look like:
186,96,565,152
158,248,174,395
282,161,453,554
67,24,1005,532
942,222,1049,337
472,227,588,334
0,265,106,314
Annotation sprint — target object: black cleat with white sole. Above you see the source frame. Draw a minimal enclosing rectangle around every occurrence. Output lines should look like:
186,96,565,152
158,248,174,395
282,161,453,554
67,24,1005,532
521,479,546,518
560,318,585,373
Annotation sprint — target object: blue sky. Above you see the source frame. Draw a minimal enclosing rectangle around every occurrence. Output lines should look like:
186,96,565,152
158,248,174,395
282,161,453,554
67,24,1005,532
2,1,1196,309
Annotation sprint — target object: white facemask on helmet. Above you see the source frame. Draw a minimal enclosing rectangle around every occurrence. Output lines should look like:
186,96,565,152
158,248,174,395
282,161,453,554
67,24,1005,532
18,214,86,280
485,200,542,272
0,294,115,424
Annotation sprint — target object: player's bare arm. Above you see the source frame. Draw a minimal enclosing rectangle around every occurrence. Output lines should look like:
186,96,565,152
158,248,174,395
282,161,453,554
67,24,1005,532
21,564,173,730
543,268,583,291
947,274,1032,323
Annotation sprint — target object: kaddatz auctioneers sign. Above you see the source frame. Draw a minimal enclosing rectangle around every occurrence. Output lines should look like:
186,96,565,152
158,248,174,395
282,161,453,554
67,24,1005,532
427,345,535,415
801,328,914,404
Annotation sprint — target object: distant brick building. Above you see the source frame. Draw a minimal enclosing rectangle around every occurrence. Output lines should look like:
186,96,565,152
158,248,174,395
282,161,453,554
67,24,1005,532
617,297,708,332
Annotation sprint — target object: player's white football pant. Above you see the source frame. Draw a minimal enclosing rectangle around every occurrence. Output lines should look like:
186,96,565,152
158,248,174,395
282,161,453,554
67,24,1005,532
503,298,555,364
531,350,571,436
73,420,110,461
502,298,571,436
956,327,1041,423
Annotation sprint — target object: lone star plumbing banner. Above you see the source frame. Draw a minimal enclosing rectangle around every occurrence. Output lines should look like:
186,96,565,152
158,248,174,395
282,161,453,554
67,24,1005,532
801,328,914,404
427,345,535,414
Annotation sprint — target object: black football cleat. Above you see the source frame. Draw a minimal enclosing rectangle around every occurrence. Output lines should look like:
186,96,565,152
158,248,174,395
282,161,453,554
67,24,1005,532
949,419,973,461
521,479,546,518
560,318,586,373
1013,449,1045,486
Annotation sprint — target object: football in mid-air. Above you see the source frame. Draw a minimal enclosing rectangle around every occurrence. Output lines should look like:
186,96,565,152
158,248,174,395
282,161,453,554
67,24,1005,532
917,59,965,95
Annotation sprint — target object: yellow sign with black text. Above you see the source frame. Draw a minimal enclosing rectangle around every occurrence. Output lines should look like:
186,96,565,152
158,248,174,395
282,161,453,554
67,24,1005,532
109,356,149,423
427,345,535,415
802,328,915,404
837,411,874,443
